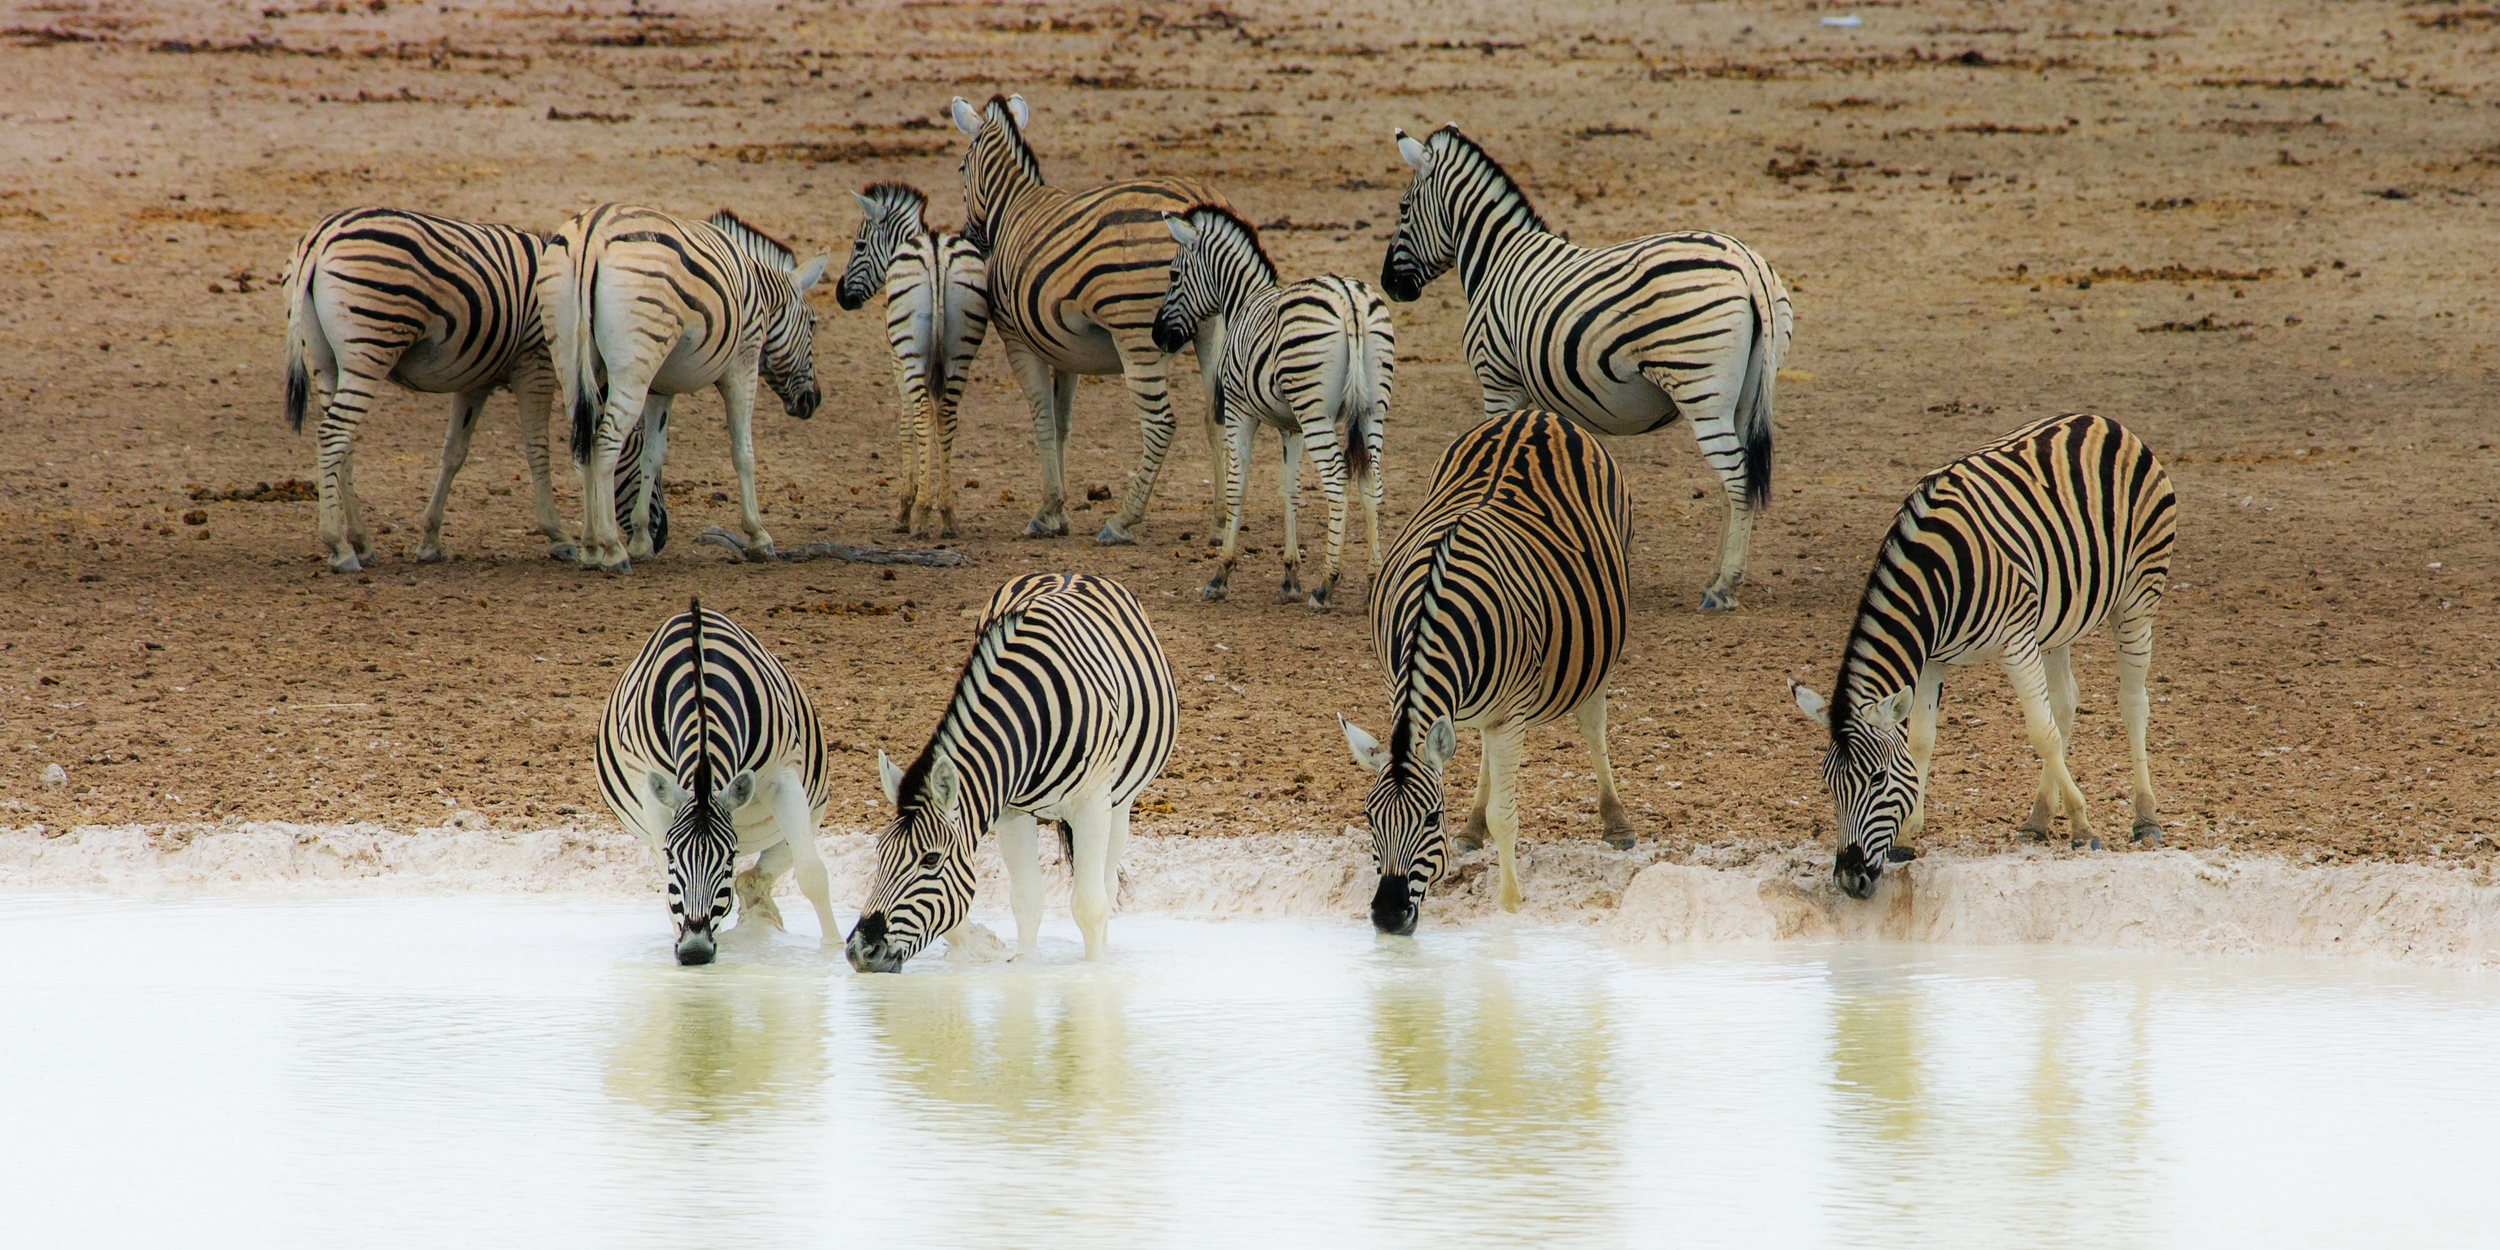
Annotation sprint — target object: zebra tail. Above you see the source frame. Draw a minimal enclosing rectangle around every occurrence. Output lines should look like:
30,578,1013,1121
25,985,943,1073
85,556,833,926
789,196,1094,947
1735,289,1778,511
1339,317,1376,483
567,239,605,466
283,266,314,434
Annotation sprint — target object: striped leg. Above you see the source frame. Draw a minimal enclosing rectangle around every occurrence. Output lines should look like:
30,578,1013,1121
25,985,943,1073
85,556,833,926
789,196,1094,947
625,393,672,562
1299,415,1353,610
923,361,963,539
993,809,1046,952
1646,364,1756,611
415,388,491,564
2115,605,2163,843
510,365,576,561
1203,405,1256,601
1101,330,1181,546
313,348,399,573
715,363,775,560
1002,341,1071,538
1481,723,1525,913
1195,317,1229,543
2023,646,2081,833
1900,663,1945,844
2005,639,2097,846
577,375,642,572
1457,746,1491,854
1276,426,1308,604
1574,694,1635,849
891,354,927,533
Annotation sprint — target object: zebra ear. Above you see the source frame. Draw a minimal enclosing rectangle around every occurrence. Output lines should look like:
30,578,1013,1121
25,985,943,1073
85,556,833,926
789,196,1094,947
1396,130,1433,174
927,755,961,816
1788,680,1830,730
1419,715,1458,771
723,769,758,809
852,190,877,216
1340,716,1387,774
950,97,981,136
1006,93,1030,129
791,254,830,293
1166,214,1200,247
646,770,689,810
1873,688,1913,730
877,751,905,804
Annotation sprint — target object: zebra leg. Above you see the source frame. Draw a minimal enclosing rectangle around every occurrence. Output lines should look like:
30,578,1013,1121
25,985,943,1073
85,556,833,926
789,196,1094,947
1482,724,1526,913
625,393,671,562
928,367,962,539
1574,695,1636,849
2023,647,2081,834
1645,365,1757,610
892,357,925,534
1195,315,1229,542
313,356,391,573
766,772,837,944
576,366,647,571
416,388,490,563
1101,332,1182,545
1303,422,1354,611
733,840,790,933
1276,427,1308,604
1900,663,1945,845
1102,802,1130,910
1203,409,1254,602
1457,747,1491,855
993,809,1046,952
511,365,575,560
2115,607,2163,844
2004,642,2098,847
1066,804,1115,960
716,366,776,560
1001,342,1070,538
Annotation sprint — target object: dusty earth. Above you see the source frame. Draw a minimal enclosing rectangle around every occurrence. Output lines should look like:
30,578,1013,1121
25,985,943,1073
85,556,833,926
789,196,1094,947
0,0,2494,881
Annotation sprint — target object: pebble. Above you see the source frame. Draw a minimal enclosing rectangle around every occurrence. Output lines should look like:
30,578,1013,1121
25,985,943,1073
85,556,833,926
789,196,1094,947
41,763,67,787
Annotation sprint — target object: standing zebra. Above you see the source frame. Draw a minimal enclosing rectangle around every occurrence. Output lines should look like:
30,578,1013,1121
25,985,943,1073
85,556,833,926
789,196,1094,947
1154,204,1395,610
1789,412,2176,899
1340,410,1633,935
597,598,836,965
950,93,1232,544
1381,124,1793,610
834,181,990,540
547,203,827,572
846,572,1177,972
282,206,663,572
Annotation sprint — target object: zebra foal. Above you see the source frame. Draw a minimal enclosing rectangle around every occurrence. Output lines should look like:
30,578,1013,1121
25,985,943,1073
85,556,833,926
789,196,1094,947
1340,410,1633,935
1382,124,1792,610
952,93,1232,545
547,203,827,572
1790,412,2176,899
846,572,1177,972
283,206,662,572
598,598,836,965
1154,204,1394,609
834,181,990,540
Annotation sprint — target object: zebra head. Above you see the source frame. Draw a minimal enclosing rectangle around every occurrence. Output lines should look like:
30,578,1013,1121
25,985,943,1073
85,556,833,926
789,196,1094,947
838,182,930,311
644,765,758,965
1791,680,1918,900
847,749,980,973
1341,712,1457,935
1382,123,1546,303
707,209,829,421
1155,205,1272,355
950,93,1038,254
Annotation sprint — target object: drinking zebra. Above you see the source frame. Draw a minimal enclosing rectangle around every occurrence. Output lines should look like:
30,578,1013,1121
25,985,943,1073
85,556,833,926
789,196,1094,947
1340,410,1633,935
834,181,990,540
547,203,827,572
846,572,1177,971
950,93,1231,544
1381,124,1793,611
282,206,663,572
1789,412,2176,899
597,598,836,965
1154,204,1394,609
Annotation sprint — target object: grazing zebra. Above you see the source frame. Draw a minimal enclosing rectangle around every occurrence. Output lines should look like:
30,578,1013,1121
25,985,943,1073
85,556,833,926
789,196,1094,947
547,203,827,572
1381,124,1793,610
1339,410,1632,935
597,598,836,965
282,206,664,572
834,181,991,540
1153,204,1394,610
950,93,1231,544
1789,412,2176,899
846,572,1177,971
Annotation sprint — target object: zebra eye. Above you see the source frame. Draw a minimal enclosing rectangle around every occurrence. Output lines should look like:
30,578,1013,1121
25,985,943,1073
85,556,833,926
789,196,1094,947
917,850,944,871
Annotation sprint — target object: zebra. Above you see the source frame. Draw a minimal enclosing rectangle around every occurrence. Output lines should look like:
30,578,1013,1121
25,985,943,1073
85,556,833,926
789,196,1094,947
834,181,990,540
1153,204,1394,610
950,93,1232,545
597,597,836,965
281,206,665,573
1380,123,1793,611
1339,409,1633,935
846,571,1177,972
546,203,828,572
1788,412,2177,900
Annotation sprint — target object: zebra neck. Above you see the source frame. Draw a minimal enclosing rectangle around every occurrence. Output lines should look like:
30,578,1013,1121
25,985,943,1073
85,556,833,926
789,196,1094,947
1449,172,1546,298
1834,607,1934,727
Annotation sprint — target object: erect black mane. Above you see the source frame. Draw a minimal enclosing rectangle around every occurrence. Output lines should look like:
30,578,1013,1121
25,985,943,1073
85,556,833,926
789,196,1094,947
1430,125,1552,236
687,596,713,806
1179,202,1276,285
982,94,1046,186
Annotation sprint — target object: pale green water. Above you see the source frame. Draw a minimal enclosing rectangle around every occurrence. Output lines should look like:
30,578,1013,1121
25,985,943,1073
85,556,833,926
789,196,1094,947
2,896,2493,1247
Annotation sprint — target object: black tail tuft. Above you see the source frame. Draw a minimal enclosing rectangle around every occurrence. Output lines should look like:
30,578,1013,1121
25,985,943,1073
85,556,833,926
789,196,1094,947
570,390,598,466
1742,404,1773,511
284,356,310,434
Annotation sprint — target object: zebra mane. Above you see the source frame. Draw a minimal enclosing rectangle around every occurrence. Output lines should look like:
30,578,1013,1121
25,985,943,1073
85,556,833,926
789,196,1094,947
896,605,1026,809
1429,125,1552,236
859,181,930,228
707,208,797,272
1388,530,1461,765
687,596,713,806
981,94,1046,187
1180,203,1276,286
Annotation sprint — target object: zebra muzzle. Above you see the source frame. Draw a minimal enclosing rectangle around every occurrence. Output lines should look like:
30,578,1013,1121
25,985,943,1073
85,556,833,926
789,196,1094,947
1369,873,1421,936
844,912,907,973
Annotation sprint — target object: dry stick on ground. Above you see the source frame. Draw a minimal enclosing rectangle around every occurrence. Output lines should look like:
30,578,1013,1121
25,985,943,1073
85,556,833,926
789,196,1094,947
697,525,970,566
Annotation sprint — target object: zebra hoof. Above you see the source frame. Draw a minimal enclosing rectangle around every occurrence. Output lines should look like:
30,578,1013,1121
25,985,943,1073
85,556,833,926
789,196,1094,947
326,553,363,574
744,545,775,563
1699,588,1740,611
2132,819,2164,846
601,557,632,575
1276,581,1304,604
546,543,577,563
1024,515,1067,539
1451,833,1484,855
2071,836,2104,851
1201,579,1228,603
1094,523,1134,546
1601,828,1636,851
1305,590,1332,612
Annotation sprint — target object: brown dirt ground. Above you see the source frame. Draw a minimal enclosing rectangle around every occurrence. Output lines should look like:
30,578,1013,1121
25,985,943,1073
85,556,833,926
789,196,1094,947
1,0,2495,875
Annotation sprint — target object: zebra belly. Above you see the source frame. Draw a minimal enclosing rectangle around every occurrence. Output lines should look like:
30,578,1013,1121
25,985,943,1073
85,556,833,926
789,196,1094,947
388,336,513,397
1517,369,1674,435
1019,315,1122,376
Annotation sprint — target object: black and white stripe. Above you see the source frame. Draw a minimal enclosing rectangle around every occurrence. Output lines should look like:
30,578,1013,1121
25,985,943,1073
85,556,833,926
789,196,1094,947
1340,410,1633,934
598,598,835,964
835,181,990,540
1790,412,2177,899
1381,124,1792,610
282,206,663,572
846,572,1177,971
547,203,827,572
1154,204,1394,610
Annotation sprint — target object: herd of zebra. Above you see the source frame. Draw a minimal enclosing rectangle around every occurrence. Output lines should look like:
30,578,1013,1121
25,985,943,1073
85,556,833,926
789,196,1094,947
273,92,2176,965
